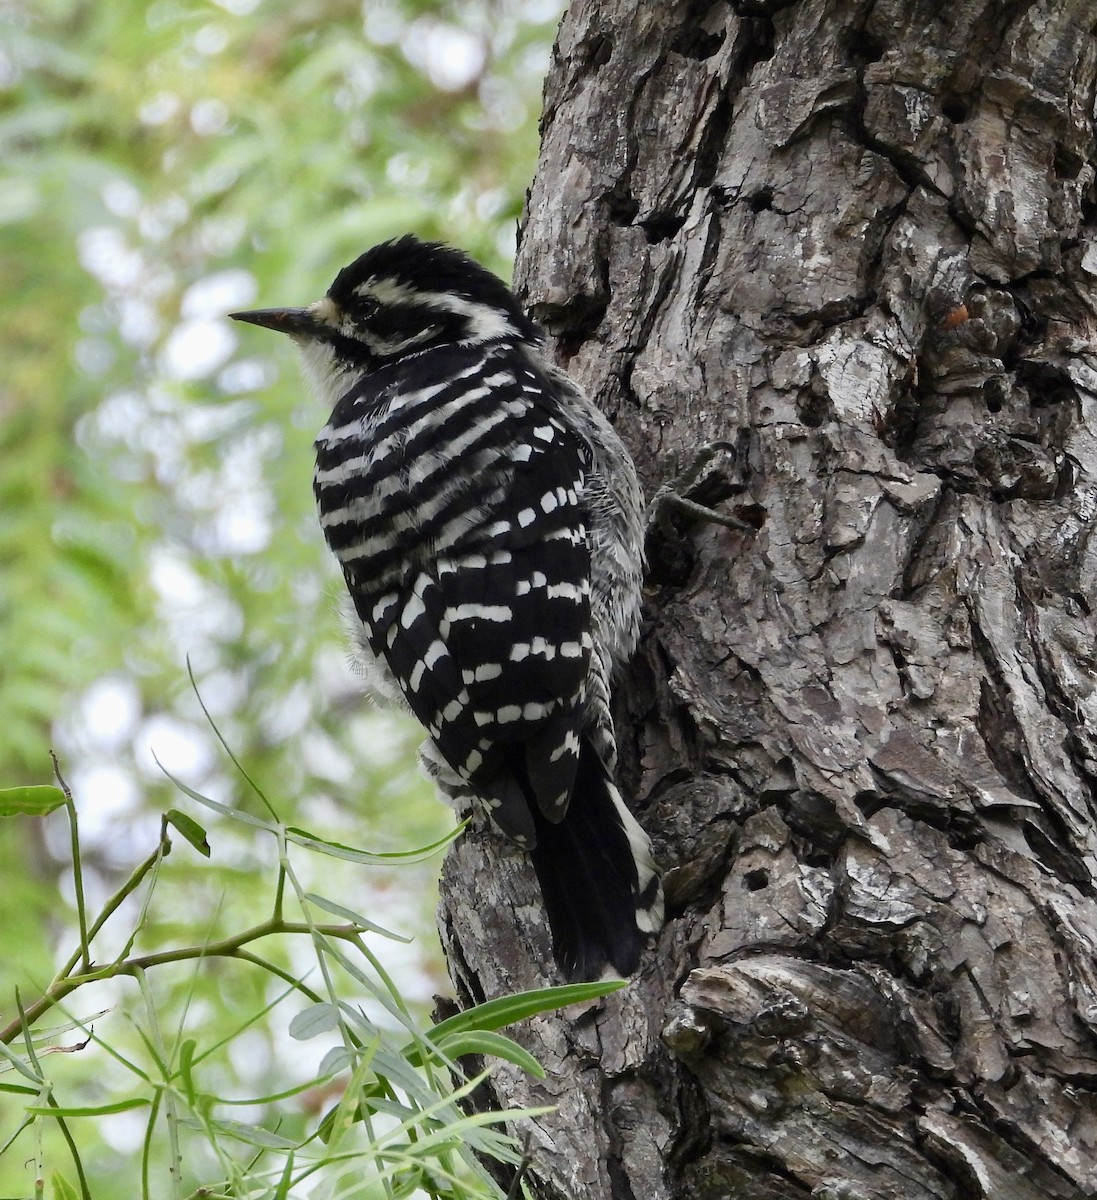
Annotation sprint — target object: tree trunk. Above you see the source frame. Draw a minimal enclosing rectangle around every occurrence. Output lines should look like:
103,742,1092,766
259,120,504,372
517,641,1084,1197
437,1,1097,1196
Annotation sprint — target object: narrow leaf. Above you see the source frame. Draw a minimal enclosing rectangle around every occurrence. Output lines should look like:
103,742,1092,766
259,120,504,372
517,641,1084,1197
208,1118,297,1149
319,1046,352,1076
154,761,273,829
27,1097,151,1116
432,1030,544,1078
0,1039,43,1083
285,820,464,864
303,892,410,941
51,1172,79,1200
0,785,67,816
165,809,210,856
422,979,627,1047
272,1151,295,1200
288,1002,340,1041
177,1039,196,1100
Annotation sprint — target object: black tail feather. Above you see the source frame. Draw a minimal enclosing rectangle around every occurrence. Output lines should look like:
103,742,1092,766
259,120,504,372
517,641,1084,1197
528,738,660,981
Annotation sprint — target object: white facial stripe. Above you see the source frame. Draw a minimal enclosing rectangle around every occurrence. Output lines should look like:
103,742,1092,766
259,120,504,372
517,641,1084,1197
349,277,516,344
425,291,515,341
355,278,416,305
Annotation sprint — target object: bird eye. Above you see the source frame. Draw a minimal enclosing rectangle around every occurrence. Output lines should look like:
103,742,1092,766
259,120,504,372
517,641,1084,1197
355,294,380,319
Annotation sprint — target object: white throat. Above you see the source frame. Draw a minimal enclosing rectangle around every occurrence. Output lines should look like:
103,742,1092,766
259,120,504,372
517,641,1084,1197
295,338,359,410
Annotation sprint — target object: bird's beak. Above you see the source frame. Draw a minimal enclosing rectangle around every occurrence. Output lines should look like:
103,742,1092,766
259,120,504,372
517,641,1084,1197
229,307,321,336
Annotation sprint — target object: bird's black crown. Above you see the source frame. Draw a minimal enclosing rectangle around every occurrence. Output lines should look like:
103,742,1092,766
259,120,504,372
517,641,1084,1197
328,235,542,347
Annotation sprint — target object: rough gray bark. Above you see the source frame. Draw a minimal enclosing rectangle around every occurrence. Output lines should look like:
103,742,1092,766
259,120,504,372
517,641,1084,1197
437,2,1097,1197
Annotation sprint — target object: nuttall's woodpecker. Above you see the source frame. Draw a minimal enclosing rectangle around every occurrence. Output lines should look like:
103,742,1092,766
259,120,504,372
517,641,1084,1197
232,235,663,980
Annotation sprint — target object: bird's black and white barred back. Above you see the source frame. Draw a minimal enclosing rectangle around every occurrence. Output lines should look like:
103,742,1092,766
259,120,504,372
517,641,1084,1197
232,235,662,980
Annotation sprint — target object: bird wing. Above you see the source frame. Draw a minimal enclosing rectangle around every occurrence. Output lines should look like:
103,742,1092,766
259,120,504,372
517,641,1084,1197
340,347,594,845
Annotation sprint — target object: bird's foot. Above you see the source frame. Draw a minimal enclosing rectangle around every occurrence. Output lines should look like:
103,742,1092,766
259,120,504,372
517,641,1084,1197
646,440,755,540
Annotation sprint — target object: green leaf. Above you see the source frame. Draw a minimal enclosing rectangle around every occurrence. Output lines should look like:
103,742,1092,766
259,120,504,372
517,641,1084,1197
318,1046,352,1076
50,1171,79,1200
156,763,275,830
303,891,410,942
431,1030,544,1079
0,1038,42,1084
285,820,464,865
0,1081,40,1096
315,1081,392,1144
419,979,628,1050
272,1151,295,1200
288,1002,340,1041
0,785,67,816
177,1038,197,1101
165,808,211,857
207,1117,297,1150
27,1096,151,1116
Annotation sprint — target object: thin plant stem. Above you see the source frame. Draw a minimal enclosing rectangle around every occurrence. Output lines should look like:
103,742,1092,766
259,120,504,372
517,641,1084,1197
137,969,184,1200
51,753,89,974
0,919,366,1045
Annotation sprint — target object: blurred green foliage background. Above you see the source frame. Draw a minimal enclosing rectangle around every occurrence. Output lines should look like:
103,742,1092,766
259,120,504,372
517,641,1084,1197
0,0,563,1191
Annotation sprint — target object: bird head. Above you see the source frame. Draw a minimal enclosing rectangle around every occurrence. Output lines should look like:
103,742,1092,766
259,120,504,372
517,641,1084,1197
231,235,541,403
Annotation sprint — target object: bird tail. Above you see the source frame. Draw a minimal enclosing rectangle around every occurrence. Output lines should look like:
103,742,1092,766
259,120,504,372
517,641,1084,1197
528,737,663,981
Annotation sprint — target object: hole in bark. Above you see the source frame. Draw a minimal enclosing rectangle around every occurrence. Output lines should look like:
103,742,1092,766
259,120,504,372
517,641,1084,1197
672,24,726,61
802,847,836,869
529,289,608,344
844,28,885,64
738,16,776,68
879,385,921,460
743,868,770,891
582,31,613,68
940,94,970,123
1054,142,1083,180
783,790,849,851
797,386,831,428
604,183,639,227
748,186,774,213
1018,359,1077,408
642,213,686,243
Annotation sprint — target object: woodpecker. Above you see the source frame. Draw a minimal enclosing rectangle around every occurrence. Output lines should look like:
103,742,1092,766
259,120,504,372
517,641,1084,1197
232,235,662,980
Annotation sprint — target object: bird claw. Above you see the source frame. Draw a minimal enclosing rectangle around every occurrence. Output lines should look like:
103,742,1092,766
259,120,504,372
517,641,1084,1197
646,440,752,542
